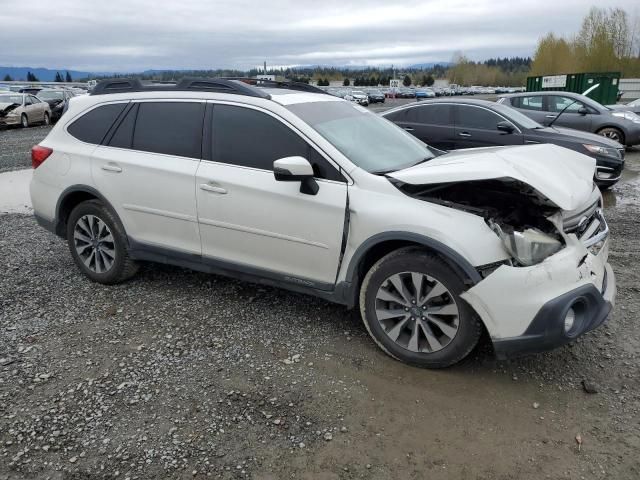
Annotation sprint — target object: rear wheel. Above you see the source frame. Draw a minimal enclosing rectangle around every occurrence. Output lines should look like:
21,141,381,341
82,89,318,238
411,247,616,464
360,248,481,368
21,114,29,128
597,127,625,145
66,200,138,284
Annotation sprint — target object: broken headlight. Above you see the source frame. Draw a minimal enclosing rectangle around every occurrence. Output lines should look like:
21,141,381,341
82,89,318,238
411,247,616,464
492,224,563,266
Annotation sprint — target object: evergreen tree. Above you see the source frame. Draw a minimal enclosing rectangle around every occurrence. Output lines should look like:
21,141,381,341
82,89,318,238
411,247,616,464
65,71,73,82
55,72,64,82
425,74,435,86
343,77,350,86
3,74,13,81
402,75,411,87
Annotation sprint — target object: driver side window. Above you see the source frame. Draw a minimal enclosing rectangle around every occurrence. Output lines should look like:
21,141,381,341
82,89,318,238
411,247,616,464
212,104,345,182
455,105,502,129
548,96,587,113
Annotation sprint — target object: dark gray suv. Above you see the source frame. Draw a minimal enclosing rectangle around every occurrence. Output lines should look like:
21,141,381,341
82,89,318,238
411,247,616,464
498,91,640,146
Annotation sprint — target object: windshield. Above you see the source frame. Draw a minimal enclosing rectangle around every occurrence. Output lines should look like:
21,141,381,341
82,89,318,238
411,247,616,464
37,91,64,100
493,102,542,129
0,94,22,104
287,101,438,173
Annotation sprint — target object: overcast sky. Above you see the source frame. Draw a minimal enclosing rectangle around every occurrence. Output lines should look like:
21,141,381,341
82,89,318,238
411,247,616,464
1,0,638,72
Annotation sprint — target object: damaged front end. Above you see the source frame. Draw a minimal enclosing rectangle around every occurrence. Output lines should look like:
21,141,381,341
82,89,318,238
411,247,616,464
0,103,20,118
392,177,567,267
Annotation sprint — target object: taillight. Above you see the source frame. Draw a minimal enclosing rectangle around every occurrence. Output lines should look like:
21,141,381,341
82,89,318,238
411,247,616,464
31,145,53,169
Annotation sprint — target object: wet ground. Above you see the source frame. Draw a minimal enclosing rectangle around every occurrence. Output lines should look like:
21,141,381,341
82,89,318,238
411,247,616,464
1,109,640,479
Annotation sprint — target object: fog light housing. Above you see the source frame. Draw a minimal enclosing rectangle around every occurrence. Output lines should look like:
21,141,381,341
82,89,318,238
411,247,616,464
564,308,576,334
588,240,605,256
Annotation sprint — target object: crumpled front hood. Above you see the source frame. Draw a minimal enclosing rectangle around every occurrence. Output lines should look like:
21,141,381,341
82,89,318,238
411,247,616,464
389,144,595,211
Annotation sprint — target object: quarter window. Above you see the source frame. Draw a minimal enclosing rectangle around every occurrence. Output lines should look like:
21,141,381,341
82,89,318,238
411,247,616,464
132,102,204,158
212,105,344,181
67,103,127,145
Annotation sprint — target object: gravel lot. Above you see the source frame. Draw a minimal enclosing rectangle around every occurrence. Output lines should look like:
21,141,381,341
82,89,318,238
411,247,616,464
1,113,640,479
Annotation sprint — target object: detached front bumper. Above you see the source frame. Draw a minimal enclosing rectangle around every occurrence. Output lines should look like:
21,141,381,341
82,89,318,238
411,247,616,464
461,236,616,359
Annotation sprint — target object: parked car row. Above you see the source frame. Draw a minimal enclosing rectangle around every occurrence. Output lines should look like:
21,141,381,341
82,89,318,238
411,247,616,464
0,86,83,128
381,98,626,188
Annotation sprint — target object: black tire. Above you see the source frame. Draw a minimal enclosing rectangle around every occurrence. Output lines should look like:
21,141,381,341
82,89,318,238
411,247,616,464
66,200,139,284
360,247,481,368
597,127,625,145
21,114,29,128
43,112,50,125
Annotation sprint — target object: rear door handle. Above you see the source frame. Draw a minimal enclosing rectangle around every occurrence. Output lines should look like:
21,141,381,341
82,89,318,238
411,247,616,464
458,132,471,137
101,164,122,173
200,183,227,194
403,127,414,131
545,115,557,119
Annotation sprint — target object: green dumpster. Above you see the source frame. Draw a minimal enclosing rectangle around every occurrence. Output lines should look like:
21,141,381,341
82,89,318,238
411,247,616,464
526,72,620,105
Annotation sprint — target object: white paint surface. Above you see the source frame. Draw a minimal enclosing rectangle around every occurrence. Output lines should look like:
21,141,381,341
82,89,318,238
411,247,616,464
0,169,33,214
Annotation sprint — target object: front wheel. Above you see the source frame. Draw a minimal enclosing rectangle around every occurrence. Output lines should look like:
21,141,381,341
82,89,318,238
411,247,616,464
360,248,481,368
597,127,625,145
21,114,29,128
43,112,50,125
66,200,139,284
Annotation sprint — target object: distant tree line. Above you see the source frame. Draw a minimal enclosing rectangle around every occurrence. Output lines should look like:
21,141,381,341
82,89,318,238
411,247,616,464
76,59,534,88
531,7,640,77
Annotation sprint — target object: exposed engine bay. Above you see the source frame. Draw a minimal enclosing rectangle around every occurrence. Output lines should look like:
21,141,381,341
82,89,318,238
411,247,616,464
391,177,569,267
392,178,561,232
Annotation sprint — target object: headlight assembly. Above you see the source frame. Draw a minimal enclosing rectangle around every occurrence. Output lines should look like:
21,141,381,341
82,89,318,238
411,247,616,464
611,111,640,124
583,144,620,158
491,224,563,266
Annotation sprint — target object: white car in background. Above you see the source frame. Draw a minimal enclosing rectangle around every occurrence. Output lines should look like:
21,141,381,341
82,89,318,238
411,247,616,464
0,92,51,128
345,90,369,106
29,77,615,368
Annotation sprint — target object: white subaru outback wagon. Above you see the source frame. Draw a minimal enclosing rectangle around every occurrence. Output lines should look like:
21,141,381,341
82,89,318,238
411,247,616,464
30,78,616,368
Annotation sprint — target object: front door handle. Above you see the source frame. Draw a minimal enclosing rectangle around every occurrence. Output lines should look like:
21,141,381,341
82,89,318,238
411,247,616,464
101,164,122,173
458,132,471,137
403,127,414,131
545,115,557,119
200,183,227,194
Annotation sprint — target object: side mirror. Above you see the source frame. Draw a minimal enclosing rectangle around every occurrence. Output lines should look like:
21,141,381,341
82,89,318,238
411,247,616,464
497,121,515,133
273,156,319,195
578,106,588,115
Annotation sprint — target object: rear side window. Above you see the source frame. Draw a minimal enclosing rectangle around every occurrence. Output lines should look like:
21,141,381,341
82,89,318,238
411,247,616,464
212,105,344,181
68,103,127,144
455,105,502,129
132,102,204,158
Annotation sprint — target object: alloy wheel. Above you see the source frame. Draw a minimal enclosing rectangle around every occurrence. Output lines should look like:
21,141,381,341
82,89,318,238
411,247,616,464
374,272,460,353
73,215,116,273
603,131,621,142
